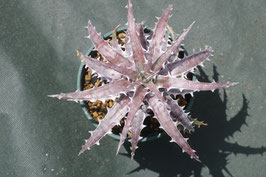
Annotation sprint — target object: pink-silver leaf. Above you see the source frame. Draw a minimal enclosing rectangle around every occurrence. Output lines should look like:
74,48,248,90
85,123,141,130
127,0,147,71
80,53,123,80
164,94,194,132
151,21,195,73
148,95,200,161
116,86,147,154
79,95,131,155
81,53,138,80
87,21,133,68
167,47,213,76
48,79,134,102
130,104,147,158
156,76,238,92
150,4,173,61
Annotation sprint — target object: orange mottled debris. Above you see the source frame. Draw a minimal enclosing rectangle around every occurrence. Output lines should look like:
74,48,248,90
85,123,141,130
95,79,100,87
199,121,208,127
118,32,126,39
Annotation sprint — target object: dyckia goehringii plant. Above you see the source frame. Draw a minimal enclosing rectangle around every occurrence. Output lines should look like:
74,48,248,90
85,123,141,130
49,0,237,161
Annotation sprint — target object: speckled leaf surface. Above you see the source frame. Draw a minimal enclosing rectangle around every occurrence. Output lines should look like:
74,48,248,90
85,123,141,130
0,0,265,177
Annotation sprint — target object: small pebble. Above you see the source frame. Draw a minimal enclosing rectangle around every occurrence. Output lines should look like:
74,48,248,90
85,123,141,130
92,111,98,118
118,33,125,39
108,101,114,108
85,70,92,81
95,79,100,87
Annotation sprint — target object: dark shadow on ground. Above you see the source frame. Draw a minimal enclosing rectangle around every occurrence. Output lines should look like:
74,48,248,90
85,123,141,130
121,66,266,177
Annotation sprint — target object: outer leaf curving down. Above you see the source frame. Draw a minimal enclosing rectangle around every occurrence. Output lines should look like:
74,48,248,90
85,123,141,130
147,95,200,161
156,76,238,92
79,95,131,155
48,79,135,102
116,86,148,155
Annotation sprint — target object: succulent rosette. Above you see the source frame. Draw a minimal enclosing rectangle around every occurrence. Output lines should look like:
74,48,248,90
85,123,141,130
49,0,237,161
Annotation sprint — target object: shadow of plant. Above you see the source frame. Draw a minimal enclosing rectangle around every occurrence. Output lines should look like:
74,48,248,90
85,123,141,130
120,65,266,177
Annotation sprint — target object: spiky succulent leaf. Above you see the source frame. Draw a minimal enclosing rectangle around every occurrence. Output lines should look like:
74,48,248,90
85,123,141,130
87,21,133,68
78,95,131,155
164,93,194,132
50,0,237,161
166,47,214,76
150,4,173,61
129,104,147,158
136,23,148,50
156,76,238,92
116,86,147,155
79,53,123,80
147,94,200,161
151,21,195,73
127,0,146,71
48,79,135,102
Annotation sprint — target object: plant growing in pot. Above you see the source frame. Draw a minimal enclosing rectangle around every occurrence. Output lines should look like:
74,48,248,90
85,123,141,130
77,25,196,142
49,0,237,161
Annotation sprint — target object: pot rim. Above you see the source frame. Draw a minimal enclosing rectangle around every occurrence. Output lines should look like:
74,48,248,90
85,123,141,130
77,26,195,142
